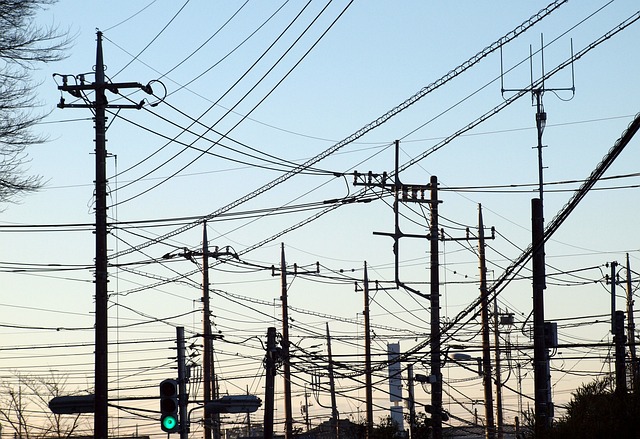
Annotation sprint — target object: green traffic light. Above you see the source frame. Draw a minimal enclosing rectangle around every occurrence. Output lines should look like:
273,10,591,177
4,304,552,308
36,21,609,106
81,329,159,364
162,415,177,431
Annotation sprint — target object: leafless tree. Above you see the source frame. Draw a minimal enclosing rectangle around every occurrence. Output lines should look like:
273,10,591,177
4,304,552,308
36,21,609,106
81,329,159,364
0,0,72,205
0,371,91,439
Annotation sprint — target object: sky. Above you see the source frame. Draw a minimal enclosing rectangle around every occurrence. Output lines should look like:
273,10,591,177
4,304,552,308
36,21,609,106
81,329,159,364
1,0,640,437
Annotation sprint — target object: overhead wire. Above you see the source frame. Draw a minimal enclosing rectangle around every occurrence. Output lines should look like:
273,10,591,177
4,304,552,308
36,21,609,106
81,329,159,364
109,0,192,78
116,1,354,207
16,4,632,430
110,0,566,261
106,0,322,201
103,0,160,32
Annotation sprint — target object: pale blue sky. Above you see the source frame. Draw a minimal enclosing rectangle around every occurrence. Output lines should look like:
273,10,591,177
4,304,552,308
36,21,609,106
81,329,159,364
1,1,639,435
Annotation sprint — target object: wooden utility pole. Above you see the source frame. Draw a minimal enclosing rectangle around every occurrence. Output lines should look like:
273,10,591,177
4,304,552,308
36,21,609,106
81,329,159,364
478,205,496,439
55,32,151,439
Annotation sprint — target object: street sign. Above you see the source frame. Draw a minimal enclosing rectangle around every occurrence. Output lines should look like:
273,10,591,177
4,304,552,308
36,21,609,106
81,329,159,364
205,395,262,414
49,395,94,414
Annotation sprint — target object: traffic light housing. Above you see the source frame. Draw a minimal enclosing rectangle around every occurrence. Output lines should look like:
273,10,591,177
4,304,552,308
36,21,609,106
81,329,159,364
159,379,179,433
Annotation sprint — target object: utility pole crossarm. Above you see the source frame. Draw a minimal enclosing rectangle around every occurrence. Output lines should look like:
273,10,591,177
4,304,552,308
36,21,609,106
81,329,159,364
56,79,153,110
57,80,149,92
353,170,436,204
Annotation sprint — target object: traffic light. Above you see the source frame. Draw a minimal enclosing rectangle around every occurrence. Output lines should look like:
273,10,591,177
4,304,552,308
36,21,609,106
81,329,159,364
159,379,179,433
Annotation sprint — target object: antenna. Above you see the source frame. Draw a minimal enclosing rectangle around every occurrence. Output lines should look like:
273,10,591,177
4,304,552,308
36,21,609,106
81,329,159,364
500,33,576,204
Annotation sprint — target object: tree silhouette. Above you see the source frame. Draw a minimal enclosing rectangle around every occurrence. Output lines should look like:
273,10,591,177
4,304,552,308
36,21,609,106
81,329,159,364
549,375,640,439
0,371,91,439
0,0,71,205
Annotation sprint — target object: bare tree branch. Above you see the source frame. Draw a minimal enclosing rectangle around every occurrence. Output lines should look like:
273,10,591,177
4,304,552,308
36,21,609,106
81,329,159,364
0,371,91,439
0,0,73,205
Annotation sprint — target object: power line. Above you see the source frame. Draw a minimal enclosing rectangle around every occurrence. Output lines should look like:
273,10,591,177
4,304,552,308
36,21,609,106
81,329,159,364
110,1,565,260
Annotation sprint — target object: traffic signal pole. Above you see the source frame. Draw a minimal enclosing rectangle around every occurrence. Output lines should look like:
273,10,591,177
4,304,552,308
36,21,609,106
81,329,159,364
55,32,151,439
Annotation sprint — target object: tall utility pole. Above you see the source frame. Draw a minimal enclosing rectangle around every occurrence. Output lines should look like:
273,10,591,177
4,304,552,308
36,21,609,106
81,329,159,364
614,311,627,394
263,327,277,439
353,141,440,436
493,298,505,439
177,327,189,439
478,205,495,439
166,228,236,439
611,261,618,333
326,323,339,439
91,35,110,439
163,232,237,439
202,223,219,439
626,254,638,392
247,386,254,437
407,364,416,439
272,247,318,439
429,175,443,439
302,386,311,432
532,198,551,435
280,244,294,439
441,205,496,437
56,31,151,439
502,37,574,434
609,261,627,394
363,263,374,439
